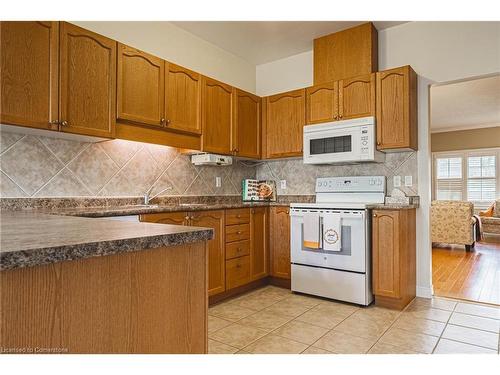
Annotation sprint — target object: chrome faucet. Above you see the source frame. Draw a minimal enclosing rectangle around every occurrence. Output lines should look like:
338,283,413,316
143,185,172,205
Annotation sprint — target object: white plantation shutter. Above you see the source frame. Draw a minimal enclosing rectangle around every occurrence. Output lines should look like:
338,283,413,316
435,157,463,200
434,149,500,210
467,155,497,209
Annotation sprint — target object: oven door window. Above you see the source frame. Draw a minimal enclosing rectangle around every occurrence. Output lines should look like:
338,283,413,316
310,135,352,155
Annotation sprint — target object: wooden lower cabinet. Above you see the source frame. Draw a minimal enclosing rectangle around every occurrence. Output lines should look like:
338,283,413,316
226,255,251,290
190,210,225,297
269,206,291,280
250,207,268,281
141,207,272,295
0,242,207,353
372,209,416,310
140,210,225,297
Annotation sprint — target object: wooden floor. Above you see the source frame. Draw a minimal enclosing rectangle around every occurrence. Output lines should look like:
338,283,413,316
433,235,500,305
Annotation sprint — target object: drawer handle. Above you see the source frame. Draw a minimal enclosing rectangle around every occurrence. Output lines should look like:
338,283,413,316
237,231,242,235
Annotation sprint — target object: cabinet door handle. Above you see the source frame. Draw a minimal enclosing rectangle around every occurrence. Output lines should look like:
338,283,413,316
373,214,377,217
376,141,381,146
237,231,242,235
160,118,166,126
236,214,241,218
165,119,171,125
60,120,68,127
49,120,59,125
185,216,190,221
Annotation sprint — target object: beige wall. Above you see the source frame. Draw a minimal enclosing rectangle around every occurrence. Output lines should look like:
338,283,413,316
432,126,500,152
73,21,256,93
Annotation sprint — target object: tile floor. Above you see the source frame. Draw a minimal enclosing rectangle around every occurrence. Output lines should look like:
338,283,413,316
207,286,500,354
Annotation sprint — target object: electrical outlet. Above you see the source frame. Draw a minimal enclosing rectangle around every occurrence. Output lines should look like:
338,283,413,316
215,176,221,188
393,176,401,188
280,180,287,190
405,175,413,187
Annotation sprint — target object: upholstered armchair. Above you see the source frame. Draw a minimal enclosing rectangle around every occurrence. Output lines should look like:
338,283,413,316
479,199,500,235
431,200,477,251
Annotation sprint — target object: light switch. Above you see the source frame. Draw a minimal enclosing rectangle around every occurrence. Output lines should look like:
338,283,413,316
405,176,413,187
215,176,221,188
393,176,401,188
280,180,287,189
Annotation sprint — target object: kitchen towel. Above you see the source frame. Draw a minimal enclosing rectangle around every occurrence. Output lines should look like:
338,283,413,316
323,213,342,252
303,211,320,249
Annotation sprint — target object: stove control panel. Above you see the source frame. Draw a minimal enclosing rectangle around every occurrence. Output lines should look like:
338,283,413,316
315,176,386,193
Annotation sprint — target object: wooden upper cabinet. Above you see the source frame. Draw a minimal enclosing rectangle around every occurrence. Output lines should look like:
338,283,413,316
117,43,165,128
165,63,202,135
0,21,59,131
201,76,233,155
233,89,261,158
314,22,378,85
306,81,338,124
59,22,116,138
338,73,375,120
264,89,306,158
376,65,418,151
269,206,291,280
372,210,400,298
190,210,225,297
250,207,268,281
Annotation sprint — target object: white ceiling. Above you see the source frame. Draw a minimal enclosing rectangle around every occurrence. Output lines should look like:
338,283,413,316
171,21,406,65
431,74,500,133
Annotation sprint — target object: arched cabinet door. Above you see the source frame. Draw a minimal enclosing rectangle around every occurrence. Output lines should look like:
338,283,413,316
306,81,339,124
264,89,306,158
201,76,233,155
338,73,375,120
372,210,400,298
59,22,116,138
376,65,417,151
0,21,59,130
165,63,202,135
117,43,165,128
269,206,291,280
233,89,261,159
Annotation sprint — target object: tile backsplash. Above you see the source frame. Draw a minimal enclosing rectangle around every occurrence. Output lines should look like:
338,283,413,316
0,130,418,199
256,152,418,196
0,131,256,198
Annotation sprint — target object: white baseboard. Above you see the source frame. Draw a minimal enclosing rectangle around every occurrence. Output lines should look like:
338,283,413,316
416,285,434,298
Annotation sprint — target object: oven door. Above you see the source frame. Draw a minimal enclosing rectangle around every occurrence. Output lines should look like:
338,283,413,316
290,208,367,273
303,126,361,164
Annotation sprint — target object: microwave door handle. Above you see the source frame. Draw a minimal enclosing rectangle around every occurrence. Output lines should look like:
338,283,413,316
319,216,324,250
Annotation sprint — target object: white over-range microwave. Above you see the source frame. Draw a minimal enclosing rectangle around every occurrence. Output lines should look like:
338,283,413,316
303,116,384,164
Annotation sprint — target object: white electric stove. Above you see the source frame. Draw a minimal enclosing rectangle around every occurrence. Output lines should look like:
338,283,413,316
290,176,386,306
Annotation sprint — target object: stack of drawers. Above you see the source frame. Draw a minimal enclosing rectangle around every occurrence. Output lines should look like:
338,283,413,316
225,208,251,289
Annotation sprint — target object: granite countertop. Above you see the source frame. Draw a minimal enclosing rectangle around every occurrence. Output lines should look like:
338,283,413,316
44,201,279,218
0,211,213,271
367,204,419,210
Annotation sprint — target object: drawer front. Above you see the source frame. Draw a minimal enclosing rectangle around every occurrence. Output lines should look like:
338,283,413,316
226,240,250,260
225,208,250,225
226,255,251,290
225,224,250,243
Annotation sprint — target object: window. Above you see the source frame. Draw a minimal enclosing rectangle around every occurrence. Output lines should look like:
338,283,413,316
435,157,463,200
433,148,500,210
467,155,496,207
